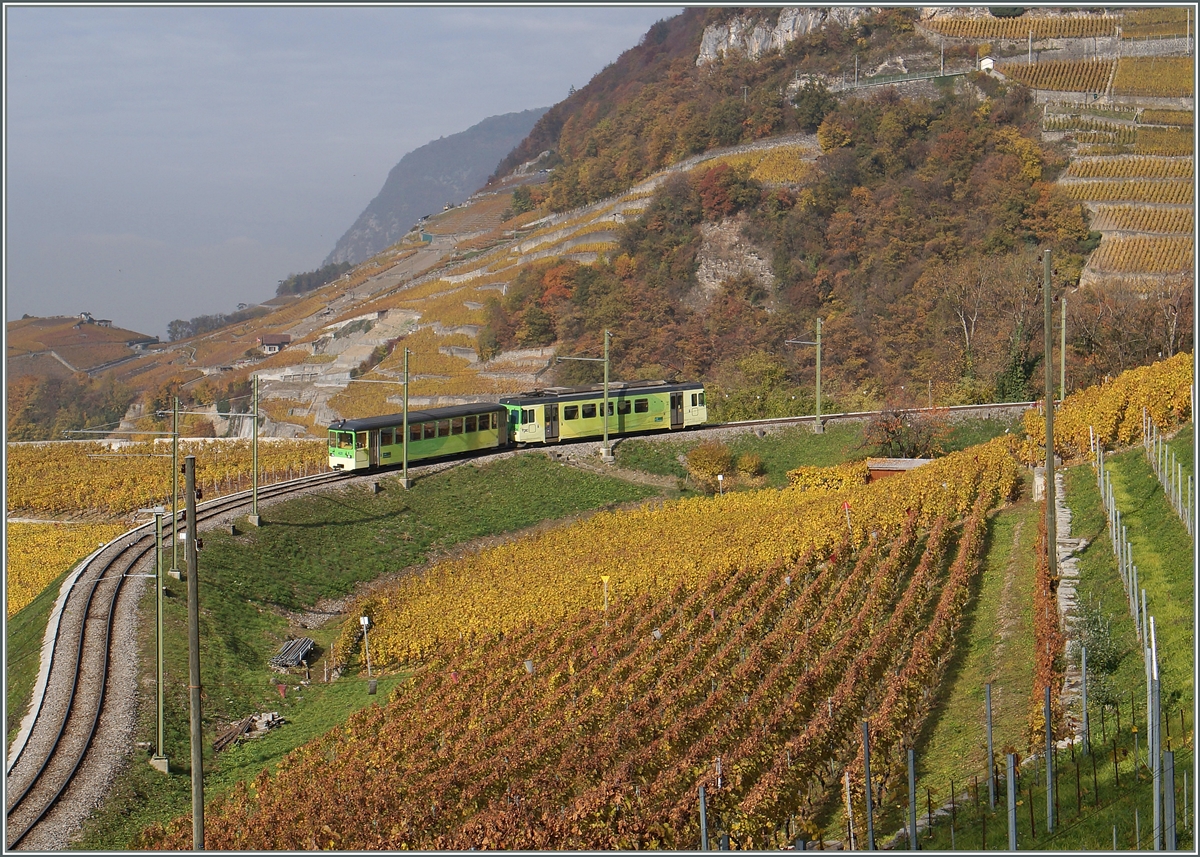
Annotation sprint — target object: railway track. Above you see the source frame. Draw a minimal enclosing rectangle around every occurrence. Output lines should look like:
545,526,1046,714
4,469,354,851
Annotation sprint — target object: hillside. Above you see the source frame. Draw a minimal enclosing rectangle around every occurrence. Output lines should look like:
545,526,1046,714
5,6,1191,450
324,108,548,267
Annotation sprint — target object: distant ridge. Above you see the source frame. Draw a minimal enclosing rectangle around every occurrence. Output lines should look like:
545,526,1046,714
324,107,548,266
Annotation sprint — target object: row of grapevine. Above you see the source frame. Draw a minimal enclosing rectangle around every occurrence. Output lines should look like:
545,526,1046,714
1134,127,1194,157
1141,109,1194,128
1060,178,1193,204
5,522,128,616
5,439,329,518
1084,234,1194,274
998,59,1113,94
1112,57,1195,98
1064,154,1193,180
1120,7,1191,39
924,15,1118,41
1088,204,1193,235
1019,352,1193,464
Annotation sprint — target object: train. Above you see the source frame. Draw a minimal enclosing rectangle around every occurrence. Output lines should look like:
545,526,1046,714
328,380,707,472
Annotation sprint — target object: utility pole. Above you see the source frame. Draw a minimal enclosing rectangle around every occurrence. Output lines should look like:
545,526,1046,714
401,348,412,488
786,318,823,433
249,374,260,525
184,455,204,849
1044,249,1056,583
602,330,612,462
556,331,613,461
153,507,167,773
1060,294,1067,401
171,397,180,576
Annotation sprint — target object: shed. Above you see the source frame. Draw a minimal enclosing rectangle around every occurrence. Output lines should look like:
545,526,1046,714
979,55,996,73
865,457,931,482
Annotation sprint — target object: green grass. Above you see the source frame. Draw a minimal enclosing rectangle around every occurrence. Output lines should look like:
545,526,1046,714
1104,448,1194,708
73,453,666,849
614,418,1018,489
891,460,1194,851
6,566,76,744
1165,420,1194,482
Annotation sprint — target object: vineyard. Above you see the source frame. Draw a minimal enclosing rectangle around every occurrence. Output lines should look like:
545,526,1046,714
5,522,127,617
1088,204,1193,235
1112,57,1195,98
1120,7,1192,39
5,439,329,519
1063,155,1193,180
1084,234,1194,274
1141,109,1194,127
923,14,1118,41
705,145,816,185
1060,178,1193,205
331,438,1019,666
997,59,1113,94
137,435,1016,850
1020,352,1193,464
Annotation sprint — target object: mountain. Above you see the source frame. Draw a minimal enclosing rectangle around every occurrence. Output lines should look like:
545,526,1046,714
324,107,548,266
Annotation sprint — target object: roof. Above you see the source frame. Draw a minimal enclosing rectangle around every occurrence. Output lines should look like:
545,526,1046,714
500,380,703,406
259,334,292,345
329,402,507,432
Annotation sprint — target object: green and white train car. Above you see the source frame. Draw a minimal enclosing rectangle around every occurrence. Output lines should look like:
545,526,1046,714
328,403,508,471
500,380,707,444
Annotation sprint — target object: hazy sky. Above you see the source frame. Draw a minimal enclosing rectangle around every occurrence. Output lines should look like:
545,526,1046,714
5,4,682,339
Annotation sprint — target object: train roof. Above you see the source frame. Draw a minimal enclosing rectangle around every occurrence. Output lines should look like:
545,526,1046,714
499,380,703,405
329,402,507,432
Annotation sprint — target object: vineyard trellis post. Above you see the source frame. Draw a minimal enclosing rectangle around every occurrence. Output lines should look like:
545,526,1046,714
862,720,876,850
986,682,996,809
698,785,709,851
908,747,919,850
1006,753,1018,850
1164,750,1177,850
1081,647,1090,753
1045,685,1054,833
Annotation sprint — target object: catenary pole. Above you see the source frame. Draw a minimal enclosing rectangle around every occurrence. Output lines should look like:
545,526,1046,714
1044,249,1056,582
185,456,204,849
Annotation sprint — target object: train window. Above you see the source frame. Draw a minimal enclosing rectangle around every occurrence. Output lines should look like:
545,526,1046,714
581,403,597,419
423,423,436,441
482,413,494,430
451,418,464,435
634,399,649,413
410,424,421,443
465,415,478,433
699,392,705,405
337,432,353,450
563,405,578,420
356,432,367,449
523,408,536,424
691,394,698,407
437,419,451,437
380,428,394,445
617,400,631,415
606,402,614,416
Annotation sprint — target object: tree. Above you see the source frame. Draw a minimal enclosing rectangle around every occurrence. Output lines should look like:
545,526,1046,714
793,80,837,133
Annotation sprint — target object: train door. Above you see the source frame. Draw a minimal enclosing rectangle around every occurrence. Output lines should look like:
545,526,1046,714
369,430,380,468
670,392,684,428
544,403,559,442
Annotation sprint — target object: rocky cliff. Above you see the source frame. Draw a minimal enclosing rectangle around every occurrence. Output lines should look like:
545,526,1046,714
696,7,877,65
